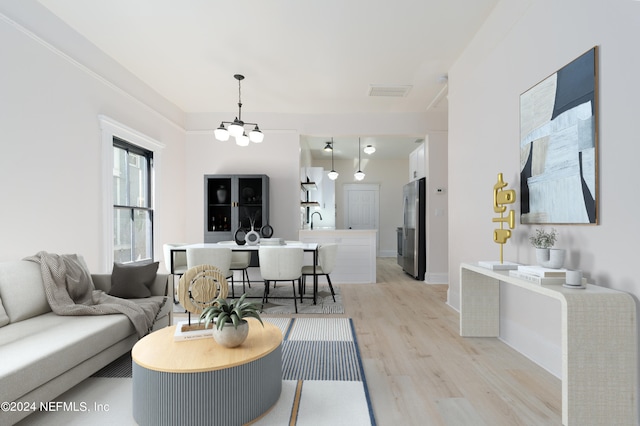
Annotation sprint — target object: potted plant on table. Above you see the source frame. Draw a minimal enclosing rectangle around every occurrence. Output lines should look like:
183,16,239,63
529,228,565,269
199,293,263,348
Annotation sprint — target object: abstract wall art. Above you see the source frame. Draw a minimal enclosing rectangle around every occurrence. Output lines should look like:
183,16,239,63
520,47,598,224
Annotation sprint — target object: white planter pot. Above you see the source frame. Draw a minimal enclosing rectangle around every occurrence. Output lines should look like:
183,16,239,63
212,320,249,348
536,248,565,269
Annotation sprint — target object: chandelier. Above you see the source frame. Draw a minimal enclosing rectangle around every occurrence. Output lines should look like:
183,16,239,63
214,74,264,146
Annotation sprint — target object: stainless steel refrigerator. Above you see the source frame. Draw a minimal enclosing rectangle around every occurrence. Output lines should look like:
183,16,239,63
398,177,426,280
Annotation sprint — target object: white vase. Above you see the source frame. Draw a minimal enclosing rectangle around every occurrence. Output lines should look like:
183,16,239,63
536,248,565,269
245,227,260,246
212,321,249,348
216,186,227,203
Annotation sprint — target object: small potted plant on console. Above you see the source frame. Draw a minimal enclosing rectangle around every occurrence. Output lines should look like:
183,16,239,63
529,228,565,269
199,294,263,348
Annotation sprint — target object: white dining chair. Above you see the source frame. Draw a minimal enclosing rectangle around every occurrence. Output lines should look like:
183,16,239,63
163,243,188,275
258,246,304,313
302,243,338,302
218,241,252,296
163,243,189,304
186,247,232,282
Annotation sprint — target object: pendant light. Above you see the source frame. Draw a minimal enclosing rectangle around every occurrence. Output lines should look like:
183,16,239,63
327,138,339,180
364,144,376,154
354,137,365,181
214,74,264,146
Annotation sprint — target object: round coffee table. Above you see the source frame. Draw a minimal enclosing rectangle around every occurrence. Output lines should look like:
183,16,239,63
132,318,282,426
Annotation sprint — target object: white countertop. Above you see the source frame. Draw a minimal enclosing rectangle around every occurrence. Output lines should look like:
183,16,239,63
299,228,377,234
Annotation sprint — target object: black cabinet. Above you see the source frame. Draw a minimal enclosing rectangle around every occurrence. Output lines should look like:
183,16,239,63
204,174,269,243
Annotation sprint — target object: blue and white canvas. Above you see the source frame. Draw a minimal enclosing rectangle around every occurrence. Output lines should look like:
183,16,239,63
520,47,598,224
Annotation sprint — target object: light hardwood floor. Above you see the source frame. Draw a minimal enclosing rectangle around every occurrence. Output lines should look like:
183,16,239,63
340,257,562,426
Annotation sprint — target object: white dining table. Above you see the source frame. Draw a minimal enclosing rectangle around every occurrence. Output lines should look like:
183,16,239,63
169,242,320,304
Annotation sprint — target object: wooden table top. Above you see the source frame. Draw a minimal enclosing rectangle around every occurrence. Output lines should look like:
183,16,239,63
132,318,283,373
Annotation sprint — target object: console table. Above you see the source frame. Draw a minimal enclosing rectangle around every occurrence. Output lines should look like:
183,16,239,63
460,263,637,426
132,318,282,426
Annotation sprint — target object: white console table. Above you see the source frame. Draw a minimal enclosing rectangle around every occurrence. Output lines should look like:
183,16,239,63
460,263,637,426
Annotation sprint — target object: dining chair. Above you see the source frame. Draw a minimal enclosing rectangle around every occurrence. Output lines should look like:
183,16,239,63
186,247,232,288
218,241,252,296
264,241,302,289
258,246,304,313
163,243,188,304
301,243,338,302
163,243,188,274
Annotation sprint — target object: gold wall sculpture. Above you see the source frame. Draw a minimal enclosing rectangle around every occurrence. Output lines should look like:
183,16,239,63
492,173,516,263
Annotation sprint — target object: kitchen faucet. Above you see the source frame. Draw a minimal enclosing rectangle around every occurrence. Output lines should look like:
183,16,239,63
310,211,323,230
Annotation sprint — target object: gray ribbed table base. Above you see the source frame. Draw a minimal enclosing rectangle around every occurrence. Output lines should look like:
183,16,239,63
133,345,282,426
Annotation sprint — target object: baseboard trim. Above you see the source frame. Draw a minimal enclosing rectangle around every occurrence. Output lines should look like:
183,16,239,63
425,272,448,284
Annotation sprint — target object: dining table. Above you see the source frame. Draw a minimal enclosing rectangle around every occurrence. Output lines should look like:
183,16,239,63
169,242,320,304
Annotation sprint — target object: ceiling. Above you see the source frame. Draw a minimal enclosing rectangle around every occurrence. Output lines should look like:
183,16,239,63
301,135,424,161
37,0,498,158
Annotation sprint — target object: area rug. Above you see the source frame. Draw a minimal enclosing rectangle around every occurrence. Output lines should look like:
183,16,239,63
17,318,374,426
174,280,344,315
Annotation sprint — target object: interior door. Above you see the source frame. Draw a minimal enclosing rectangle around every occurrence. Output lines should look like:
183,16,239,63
343,184,380,251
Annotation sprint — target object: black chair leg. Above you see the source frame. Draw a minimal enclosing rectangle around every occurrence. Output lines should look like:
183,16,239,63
244,268,250,289
292,280,298,313
327,275,336,302
262,280,270,308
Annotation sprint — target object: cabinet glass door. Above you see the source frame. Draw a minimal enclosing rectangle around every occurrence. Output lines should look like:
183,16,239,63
207,177,232,232
237,177,264,230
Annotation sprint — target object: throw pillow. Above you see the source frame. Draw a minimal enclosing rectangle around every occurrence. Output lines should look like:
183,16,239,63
109,261,159,298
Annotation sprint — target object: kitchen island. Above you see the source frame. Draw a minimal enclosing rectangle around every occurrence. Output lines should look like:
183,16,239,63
299,229,377,284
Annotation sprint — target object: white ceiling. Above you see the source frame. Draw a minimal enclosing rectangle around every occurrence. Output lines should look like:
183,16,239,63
301,135,424,161
36,0,498,158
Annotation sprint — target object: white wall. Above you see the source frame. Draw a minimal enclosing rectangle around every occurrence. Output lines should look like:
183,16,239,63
0,5,187,272
448,0,640,377
425,133,449,283
184,130,302,243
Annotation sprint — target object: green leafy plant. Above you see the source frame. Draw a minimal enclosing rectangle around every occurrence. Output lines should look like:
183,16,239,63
199,293,263,330
529,228,558,249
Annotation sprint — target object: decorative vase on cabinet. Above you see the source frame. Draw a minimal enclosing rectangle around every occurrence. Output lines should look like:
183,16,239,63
204,174,269,244
216,185,227,203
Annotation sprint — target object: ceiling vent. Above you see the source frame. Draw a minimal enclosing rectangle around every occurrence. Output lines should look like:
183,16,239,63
368,85,412,97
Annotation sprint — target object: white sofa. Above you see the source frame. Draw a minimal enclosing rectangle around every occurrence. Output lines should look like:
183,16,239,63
0,259,172,425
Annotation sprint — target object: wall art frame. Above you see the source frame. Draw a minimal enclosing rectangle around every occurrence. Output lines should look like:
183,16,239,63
520,46,599,225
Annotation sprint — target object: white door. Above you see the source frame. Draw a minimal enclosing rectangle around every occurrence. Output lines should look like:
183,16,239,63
344,184,380,251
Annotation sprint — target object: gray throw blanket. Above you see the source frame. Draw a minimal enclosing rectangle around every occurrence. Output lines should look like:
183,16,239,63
25,252,162,337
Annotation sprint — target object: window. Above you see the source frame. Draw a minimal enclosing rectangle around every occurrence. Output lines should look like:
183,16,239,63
113,138,154,263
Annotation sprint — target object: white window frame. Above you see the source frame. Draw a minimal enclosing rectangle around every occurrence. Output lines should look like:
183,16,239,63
99,115,165,271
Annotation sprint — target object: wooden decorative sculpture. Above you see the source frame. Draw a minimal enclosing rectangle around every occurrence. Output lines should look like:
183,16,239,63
178,265,229,316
